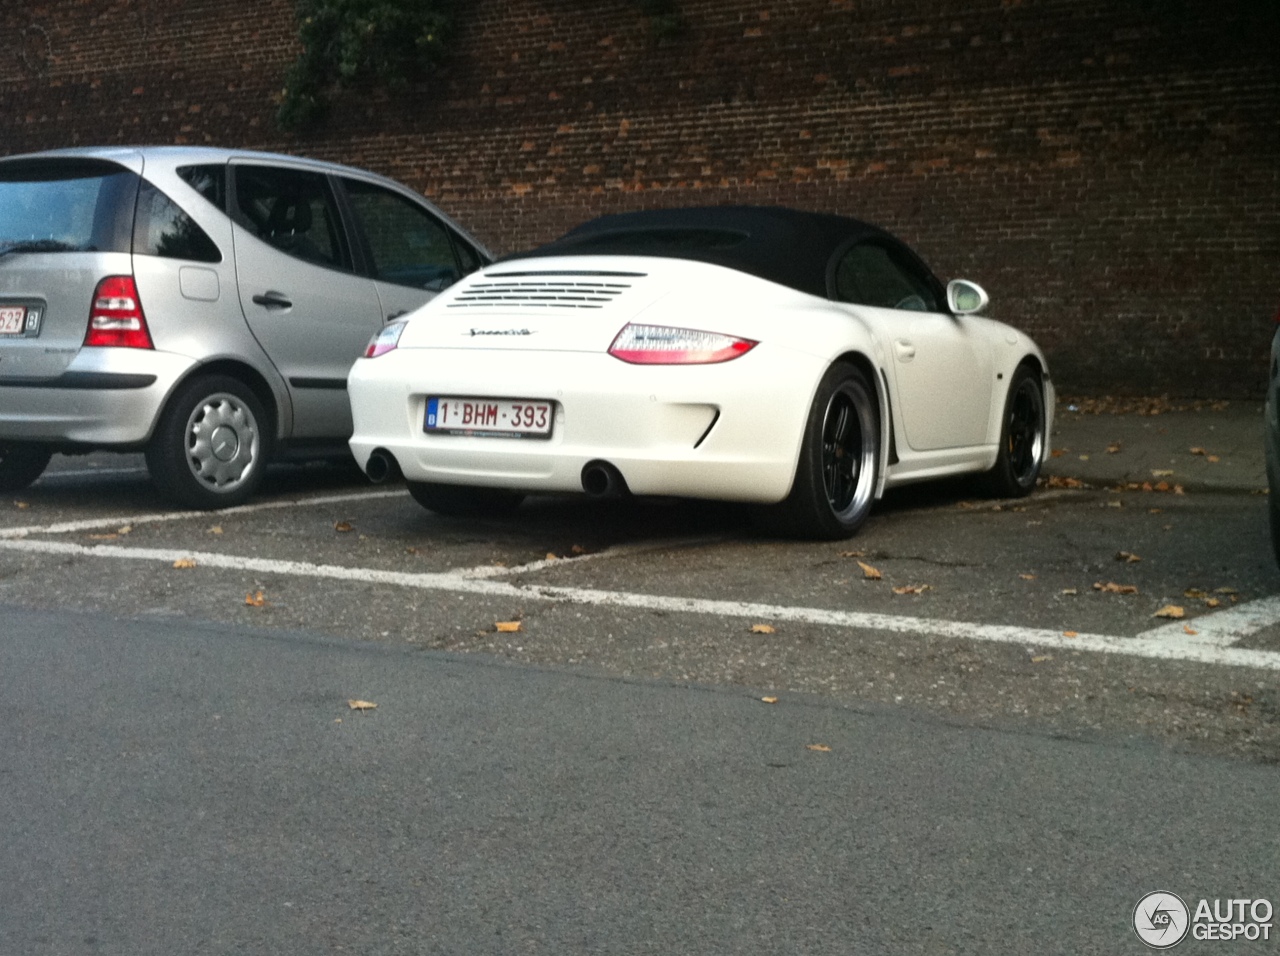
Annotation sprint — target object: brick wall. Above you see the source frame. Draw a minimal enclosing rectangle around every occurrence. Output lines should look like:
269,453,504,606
3,0,1277,396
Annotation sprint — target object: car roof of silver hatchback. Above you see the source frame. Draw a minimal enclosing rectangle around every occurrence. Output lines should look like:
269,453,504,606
0,145,396,182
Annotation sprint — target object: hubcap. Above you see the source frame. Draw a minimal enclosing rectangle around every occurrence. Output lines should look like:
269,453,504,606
184,393,259,491
1006,379,1045,486
821,384,876,519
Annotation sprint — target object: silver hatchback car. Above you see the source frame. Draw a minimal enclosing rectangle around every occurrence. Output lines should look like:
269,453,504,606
0,146,489,507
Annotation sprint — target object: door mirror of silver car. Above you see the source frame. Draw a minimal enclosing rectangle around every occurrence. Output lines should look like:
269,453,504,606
947,279,989,315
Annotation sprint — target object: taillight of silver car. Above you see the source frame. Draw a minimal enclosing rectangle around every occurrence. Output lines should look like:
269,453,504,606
84,276,153,349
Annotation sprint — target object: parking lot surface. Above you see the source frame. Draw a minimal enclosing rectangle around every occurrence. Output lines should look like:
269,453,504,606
2,401,1277,763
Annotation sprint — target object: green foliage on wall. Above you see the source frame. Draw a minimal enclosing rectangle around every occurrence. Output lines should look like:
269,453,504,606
278,0,453,131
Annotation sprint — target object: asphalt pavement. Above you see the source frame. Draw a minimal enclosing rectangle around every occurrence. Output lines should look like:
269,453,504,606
3,604,1277,956
1045,398,1268,494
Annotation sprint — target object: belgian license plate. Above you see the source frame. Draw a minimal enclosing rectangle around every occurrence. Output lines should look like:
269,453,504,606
0,306,25,335
426,397,554,438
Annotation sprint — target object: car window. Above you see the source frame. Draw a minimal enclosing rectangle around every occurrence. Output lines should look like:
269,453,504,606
233,165,351,271
176,164,227,213
341,178,467,291
835,242,938,312
0,159,137,254
133,180,221,263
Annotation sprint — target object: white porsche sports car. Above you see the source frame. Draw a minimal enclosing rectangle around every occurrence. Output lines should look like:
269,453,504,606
348,206,1053,539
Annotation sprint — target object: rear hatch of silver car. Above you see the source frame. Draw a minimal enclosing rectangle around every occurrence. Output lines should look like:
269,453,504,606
0,155,140,381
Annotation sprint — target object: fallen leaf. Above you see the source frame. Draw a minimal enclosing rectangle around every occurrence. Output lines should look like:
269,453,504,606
347,699,377,711
1050,448,1067,458
1093,581,1139,594
806,744,832,753
1106,500,1123,508
957,500,977,509
892,584,932,595
1078,454,1090,461
495,621,522,632
1106,442,1122,453
117,525,132,535
1215,587,1238,595
1153,605,1185,619
334,521,354,532
405,546,421,555
545,552,558,561
1148,508,1163,514
88,533,118,540
1061,588,1078,595
761,696,778,704
1030,654,1053,663
857,561,882,580
208,525,223,534
839,549,866,558
1152,469,1174,477
172,557,197,569
14,501,29,509
1045,475,1086,489
1116,551,1141,563
1207,455,1220,463
1190,447,1206,456
1063,630,1078,638
750,623,776,634
1184,588,1208,599
1183,625,1199,635
1205,597,1221,608
570,544,586,555
1154,481,1170,492
245,590,266,607
1173,485,1185,495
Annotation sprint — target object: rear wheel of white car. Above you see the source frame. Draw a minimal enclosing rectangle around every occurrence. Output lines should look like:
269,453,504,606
982,363,1045,498
146,375,269,510
0,442,52,493
770,363,880,540
406,481,525,517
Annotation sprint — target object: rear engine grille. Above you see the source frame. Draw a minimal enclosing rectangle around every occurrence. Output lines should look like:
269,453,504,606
448,271,645,310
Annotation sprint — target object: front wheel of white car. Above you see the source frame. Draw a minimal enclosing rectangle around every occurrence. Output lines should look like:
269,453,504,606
146,375,270,510
765,363,880,540
982,363,1045,499
406,481,525,517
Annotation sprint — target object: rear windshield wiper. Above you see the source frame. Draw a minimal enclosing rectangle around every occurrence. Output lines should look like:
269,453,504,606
0,239,85,259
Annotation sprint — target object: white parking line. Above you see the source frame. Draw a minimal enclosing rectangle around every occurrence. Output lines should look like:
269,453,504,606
0,488,409,540
4,535,1280,671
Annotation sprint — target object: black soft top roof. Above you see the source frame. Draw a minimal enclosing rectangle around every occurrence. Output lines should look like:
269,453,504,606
510,205,896,299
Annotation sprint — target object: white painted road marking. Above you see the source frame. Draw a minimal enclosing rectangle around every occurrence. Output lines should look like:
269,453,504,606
0,488,409,540
3,535,1280,672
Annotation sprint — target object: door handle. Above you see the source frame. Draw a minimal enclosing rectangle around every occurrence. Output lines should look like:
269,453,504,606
252,291,293,309
894,339,916,361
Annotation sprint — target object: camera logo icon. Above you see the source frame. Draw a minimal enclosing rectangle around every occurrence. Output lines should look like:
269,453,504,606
1134,891,1190,949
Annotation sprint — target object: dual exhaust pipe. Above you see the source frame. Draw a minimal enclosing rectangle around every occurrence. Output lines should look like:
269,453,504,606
366,450,629,500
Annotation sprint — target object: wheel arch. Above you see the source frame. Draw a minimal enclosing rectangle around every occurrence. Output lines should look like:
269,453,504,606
830,349,892,500
168,359,285,443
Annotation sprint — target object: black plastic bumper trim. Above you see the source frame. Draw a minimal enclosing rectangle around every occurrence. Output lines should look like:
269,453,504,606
0,371,158,390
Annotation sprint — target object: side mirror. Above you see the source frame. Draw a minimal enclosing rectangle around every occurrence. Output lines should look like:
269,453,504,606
947,279,989,315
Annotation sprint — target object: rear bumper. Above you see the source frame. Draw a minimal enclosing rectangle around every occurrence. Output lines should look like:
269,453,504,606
0,349,196,445
347,346,822,503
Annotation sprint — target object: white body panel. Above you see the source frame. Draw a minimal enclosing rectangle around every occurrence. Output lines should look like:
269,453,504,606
349,254,1054,504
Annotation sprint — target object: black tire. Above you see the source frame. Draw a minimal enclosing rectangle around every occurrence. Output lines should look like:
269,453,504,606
145,375,270,509
406,480,525,517
1270,483,1280,569
765,363,881,540
0,442,52,493
982,363,1046,498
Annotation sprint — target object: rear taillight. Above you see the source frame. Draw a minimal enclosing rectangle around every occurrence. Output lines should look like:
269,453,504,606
364,320,407,358
85,276,152,349
608,323,757,365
